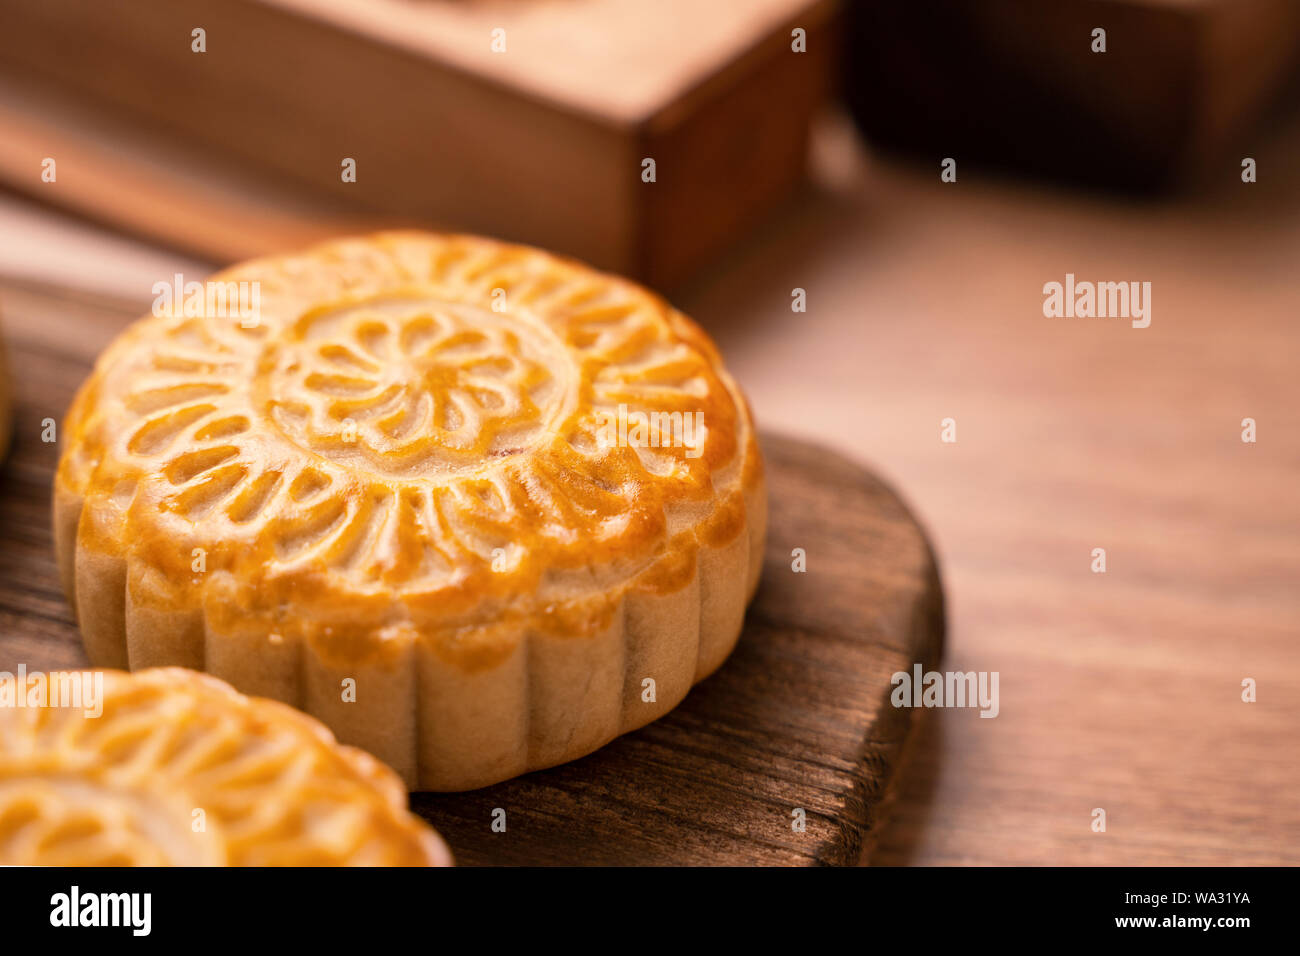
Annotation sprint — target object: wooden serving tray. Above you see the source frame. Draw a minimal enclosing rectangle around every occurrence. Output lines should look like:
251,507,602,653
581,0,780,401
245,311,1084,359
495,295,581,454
0,279,943,866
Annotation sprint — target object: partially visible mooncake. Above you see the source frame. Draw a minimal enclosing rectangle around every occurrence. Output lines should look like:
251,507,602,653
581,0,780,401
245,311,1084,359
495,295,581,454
54,232,766,790
0,668,452,866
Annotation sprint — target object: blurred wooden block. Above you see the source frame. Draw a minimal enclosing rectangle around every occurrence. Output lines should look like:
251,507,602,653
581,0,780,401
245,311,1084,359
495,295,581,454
0,77,392,268
0,0,838,286
844,0,1300,190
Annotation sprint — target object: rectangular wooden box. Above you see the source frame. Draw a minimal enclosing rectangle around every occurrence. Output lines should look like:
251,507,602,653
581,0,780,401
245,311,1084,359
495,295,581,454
0,0,838,287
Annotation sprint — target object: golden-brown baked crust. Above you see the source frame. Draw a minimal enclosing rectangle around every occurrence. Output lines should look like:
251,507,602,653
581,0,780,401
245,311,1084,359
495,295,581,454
54,232,766,789
0,668,451,866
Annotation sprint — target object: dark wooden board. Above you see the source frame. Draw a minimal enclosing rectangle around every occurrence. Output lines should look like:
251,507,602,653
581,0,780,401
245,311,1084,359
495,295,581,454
0,278,944,866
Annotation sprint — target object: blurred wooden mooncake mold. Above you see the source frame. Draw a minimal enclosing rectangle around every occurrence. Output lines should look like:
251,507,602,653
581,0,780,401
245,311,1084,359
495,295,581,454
0,316,11,464
53,232,766,790
0,667,451,865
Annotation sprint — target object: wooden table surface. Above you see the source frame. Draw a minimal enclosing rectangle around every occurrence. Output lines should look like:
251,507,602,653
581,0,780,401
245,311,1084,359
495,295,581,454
688,114,1300,866
1,106,1297,865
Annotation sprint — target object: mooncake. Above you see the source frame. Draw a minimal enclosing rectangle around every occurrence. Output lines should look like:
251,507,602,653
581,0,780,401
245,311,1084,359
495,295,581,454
0,667,451,865
53,232,766,790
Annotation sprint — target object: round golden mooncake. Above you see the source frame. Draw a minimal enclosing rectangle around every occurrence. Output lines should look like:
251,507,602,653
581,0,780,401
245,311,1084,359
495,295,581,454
0,668,452,866
54,232,766,791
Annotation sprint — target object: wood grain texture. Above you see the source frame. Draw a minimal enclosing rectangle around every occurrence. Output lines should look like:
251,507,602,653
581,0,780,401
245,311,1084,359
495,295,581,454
679,111,1300,866
0,278,943,866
